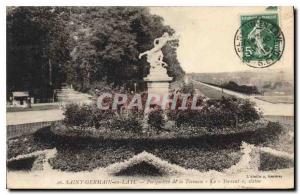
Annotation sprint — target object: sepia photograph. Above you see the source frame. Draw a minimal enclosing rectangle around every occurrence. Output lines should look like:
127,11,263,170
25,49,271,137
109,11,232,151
6,6,294,189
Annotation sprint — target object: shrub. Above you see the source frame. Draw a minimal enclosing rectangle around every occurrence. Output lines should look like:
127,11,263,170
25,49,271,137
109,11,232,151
222,81,260,95
63,103,92,127
257,122,283,142
239,100,261,123
63,103,115,129
110,111,143,133
148,108,165,130
90,105,114,129
179,83,195,95
62,102,145,134
172,96,261,128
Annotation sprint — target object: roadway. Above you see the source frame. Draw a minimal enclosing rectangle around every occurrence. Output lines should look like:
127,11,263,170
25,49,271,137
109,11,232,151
7,109,64,126
7,87,91,125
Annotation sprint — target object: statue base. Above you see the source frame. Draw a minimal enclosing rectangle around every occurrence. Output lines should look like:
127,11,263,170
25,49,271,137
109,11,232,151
145,81,171,95
142,74,172,130
144,67,172,95
144,78,172,95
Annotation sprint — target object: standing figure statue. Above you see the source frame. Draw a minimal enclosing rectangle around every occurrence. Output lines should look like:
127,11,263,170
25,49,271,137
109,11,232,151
139,32,178,70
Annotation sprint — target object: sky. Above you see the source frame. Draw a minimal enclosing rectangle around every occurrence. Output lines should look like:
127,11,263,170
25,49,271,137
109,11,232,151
149,7,293,73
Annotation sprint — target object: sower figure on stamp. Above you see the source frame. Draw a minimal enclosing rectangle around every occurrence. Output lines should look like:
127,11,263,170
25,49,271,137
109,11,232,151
247,19,271,57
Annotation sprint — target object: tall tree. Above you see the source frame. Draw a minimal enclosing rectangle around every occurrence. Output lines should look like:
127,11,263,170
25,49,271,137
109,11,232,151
7,7,185,97
7,7,71,101
67,7,184,91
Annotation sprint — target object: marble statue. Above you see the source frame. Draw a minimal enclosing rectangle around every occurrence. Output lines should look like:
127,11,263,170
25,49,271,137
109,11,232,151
139,32,178,96
139,32,178,73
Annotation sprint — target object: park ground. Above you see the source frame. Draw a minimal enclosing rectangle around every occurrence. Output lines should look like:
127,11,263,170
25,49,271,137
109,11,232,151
6,80,294,186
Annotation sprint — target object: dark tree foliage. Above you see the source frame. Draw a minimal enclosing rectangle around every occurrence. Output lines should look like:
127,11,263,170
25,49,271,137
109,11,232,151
66,7,184,91
7,7,71,101
202,81,260,95
222,81,260,95
7,7,185,99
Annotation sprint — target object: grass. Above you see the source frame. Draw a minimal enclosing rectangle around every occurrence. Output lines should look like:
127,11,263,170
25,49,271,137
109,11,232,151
193,82,232,99
259,151,294,171
255,96,294,104
7,104,59,112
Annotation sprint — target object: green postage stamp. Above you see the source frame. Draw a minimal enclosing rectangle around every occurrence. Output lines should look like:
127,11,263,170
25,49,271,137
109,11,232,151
234,14,285,68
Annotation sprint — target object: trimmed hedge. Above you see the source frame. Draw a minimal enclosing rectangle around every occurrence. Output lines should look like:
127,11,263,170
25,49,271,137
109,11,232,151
7,156,37,171
54,119,282,142
48,121,283,172
7,126,56,159
110,111,143,133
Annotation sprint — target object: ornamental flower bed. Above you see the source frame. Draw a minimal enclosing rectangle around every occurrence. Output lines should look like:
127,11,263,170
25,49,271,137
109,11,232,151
56,96,265,139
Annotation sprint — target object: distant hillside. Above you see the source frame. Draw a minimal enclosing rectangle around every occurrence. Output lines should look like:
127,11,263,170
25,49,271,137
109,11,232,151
188,69,294,96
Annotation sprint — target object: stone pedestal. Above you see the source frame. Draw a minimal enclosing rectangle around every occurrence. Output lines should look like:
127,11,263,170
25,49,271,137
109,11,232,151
142,67,172,130
145,81,171,95
144,66,172,95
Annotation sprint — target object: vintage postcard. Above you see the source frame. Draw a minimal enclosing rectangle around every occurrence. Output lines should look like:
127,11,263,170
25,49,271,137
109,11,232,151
6,6,294,189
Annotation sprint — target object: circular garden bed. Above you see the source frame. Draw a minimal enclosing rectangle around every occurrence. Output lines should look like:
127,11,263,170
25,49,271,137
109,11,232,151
7,119,288,173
